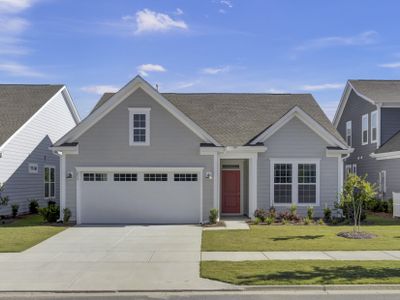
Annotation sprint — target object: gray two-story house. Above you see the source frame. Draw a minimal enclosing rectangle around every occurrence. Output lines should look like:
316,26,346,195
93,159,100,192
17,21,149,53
334,80,400,199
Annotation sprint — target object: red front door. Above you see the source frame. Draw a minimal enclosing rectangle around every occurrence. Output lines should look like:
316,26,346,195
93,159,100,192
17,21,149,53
221,170,240,214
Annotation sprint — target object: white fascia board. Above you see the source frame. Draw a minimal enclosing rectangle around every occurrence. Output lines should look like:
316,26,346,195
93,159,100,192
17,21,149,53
200,145,267,155
370,151,400,160
251,106,348,149
0,86,66,151
333,81,376,128
326,148,354,157
61,86,81,124
50,145,79,155
75,166,204,172
55,76,220,147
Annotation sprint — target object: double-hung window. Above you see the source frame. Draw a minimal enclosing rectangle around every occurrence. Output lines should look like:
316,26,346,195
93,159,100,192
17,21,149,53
345,121,352,146
44,166,55,199
378,170,386,194
371,110,378,143
129,108,150,146
362,114,369,145
272,160,319,206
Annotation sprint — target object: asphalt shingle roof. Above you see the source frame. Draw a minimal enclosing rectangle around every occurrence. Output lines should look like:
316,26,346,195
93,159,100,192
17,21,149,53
92,91,345,146
0,84,63,146
375,130,400,154
350,80,400,103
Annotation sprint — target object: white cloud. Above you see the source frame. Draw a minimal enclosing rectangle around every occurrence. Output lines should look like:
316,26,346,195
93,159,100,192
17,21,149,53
378,62,400,69
296,31,378,51
81,85,120,95
0,16,29,33
266,88,287,93
300,83,345,91
0,0,33,14
175,8,183,15
201,65,230,75
137,64,166,76
320,101,340,121
126,9,188,35
220,0,233,8
0,61,43,77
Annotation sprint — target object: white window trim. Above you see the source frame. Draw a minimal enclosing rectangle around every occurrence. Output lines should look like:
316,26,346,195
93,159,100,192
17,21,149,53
270,158,320,207
129,107,151,146
345,120,352,147
44,165,56,199
352,164,357,175
379,170,387,194
371,110,378,144
345,164,352,178
28,163,39,174
362,114,369,145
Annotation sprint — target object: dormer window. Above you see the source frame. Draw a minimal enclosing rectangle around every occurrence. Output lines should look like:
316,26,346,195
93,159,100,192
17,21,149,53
129,108,150,146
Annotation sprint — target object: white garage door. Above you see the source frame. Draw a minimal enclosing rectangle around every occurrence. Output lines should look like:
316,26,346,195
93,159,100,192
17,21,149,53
77,168,202,224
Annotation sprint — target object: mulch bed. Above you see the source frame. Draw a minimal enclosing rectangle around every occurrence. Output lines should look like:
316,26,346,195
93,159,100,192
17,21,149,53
337,231,377,239
203,221,226,228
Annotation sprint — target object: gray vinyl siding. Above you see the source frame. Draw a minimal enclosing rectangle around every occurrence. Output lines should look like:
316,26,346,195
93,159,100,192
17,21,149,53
336,90,381,191
65,88,214,222
257,117,339,217
0,91,77,215
381,108,400,145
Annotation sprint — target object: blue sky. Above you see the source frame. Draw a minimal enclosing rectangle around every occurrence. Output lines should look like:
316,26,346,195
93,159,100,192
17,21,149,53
1,0,400,119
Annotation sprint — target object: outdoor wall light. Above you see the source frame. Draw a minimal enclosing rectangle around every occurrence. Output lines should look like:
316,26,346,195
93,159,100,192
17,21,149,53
66,172,73,179
205,172,213,180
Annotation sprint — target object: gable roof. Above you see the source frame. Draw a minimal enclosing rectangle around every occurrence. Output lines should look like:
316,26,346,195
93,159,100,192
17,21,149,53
334,80,400,127
375,129,400,154
0,84,64,146
90,86,346,147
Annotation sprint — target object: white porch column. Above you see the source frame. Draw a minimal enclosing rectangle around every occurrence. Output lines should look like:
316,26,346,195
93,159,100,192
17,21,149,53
248,153,258,218
213,153,221,219
59,153,66,221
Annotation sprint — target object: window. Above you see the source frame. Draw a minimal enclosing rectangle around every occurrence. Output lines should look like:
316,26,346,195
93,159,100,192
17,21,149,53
273,164,292,204
272,160,319,205
298,164,317,204
371,110,378,143
83,173,108,182
352,164,357,175
144,173,167,181
362,114,369,145
345,164,352,178
378,170,386,194
345,121,352,146
44,166,55,199
28,163,38,174
174,173,198,182
114,173,137,181
129,108,150,146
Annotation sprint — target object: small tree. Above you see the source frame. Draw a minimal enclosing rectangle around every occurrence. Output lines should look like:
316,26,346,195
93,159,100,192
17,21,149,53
340,173,376,232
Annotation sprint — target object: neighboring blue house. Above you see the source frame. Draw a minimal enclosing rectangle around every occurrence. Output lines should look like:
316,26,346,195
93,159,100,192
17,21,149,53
334,80,400,199
0,85,80,215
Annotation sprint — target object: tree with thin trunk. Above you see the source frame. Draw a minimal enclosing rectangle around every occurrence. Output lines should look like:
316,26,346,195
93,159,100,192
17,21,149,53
340,173,376,232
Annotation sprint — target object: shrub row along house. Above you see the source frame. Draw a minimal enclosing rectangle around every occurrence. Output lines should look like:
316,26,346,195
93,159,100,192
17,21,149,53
1,77,398,223
334,80,400,200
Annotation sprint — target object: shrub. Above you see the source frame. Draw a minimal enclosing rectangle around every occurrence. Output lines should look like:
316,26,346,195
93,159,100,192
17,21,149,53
323,207,332,221
48,200,56,207
303,217,311,225
282,218,288,225
39,205,60,223
254,208,268,222
63,208,71,224
307,206,314,219
253,217,260,225
28,199,39,214
278,211,300,223
265,216,274,225
11,204,19,218
317,218,325,225
290,204,297,215
209,208,218,224
269,206,276,219
388,199,393,214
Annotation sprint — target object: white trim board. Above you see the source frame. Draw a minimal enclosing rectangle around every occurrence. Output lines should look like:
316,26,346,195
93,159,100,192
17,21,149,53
54,76,220,147
250,106,349,149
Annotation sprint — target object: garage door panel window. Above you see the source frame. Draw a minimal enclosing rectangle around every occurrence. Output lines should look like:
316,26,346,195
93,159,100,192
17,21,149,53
174,173,198,182
83,173,108,182
272,160,319,206
114,173,137,182
44,166,55,199
144,173,168,182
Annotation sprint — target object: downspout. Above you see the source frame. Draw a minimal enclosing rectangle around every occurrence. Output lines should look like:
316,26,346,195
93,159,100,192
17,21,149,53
52,149,66,222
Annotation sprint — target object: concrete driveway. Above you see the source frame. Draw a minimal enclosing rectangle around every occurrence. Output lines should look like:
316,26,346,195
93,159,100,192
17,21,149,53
0,225,231,291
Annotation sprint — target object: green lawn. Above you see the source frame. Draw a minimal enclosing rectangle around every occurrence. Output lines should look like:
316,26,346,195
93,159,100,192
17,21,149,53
201,260,400,285
202,214,400,251
0,215,67,252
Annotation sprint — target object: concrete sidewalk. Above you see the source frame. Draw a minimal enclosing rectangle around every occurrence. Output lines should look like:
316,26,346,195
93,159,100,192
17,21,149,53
202,251,400,261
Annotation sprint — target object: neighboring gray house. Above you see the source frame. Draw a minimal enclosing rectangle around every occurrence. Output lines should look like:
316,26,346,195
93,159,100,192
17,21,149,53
52,76,351,224
0,85,80,215
334,80,400,199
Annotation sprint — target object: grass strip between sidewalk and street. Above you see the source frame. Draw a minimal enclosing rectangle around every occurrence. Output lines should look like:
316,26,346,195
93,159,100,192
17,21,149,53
201,260,400,285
